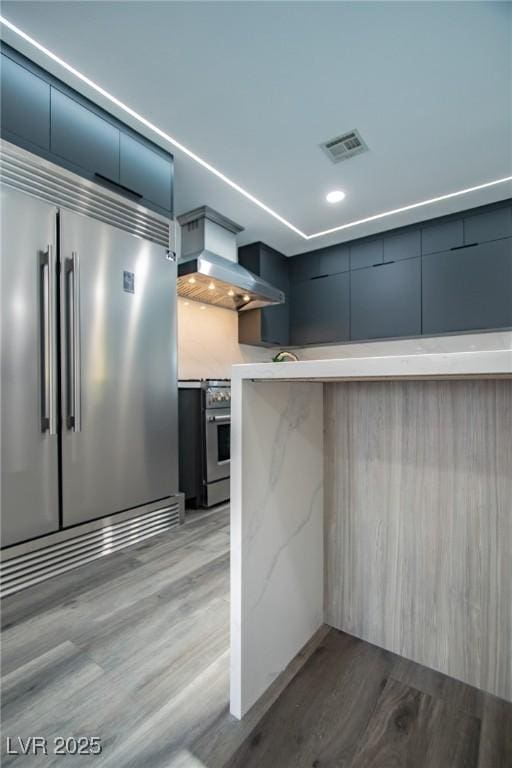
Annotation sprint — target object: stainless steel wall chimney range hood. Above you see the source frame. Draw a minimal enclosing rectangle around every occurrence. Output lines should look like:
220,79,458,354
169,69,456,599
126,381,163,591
177,206,285,311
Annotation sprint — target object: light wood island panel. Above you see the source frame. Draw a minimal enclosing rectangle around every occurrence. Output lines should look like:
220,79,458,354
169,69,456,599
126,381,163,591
324,379,512,702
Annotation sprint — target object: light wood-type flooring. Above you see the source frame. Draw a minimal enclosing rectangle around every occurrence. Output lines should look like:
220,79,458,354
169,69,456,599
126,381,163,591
2,505,511,767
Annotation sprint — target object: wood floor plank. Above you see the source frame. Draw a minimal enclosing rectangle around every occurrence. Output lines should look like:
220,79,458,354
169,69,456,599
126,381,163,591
1,549,142,630
0,546,227,679
91,596,229,701
74,532,229,621
71,552,229,658
98,651,232,768
2,640,105,747
350,676,480,768
391,655,486,718
129,507,229,563
477,694,512,768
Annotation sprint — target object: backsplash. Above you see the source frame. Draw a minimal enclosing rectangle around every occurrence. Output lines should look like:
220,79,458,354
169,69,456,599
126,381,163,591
177,297,511,379
298,329,512,360
177,298,269,379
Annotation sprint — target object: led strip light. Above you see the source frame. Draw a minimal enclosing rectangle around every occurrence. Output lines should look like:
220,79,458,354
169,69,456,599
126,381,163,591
1,15,511,241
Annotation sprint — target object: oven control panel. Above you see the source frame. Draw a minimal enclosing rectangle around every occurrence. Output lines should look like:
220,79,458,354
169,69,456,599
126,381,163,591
205,386,231,409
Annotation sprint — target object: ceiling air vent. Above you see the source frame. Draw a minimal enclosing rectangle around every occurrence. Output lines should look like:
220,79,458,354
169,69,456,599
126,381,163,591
320,129,368,163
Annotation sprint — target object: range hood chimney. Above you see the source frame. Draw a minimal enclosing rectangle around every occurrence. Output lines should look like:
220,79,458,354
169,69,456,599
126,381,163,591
177,206,285,311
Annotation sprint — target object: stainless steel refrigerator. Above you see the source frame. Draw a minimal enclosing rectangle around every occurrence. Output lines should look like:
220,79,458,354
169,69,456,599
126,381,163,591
1,142,181,563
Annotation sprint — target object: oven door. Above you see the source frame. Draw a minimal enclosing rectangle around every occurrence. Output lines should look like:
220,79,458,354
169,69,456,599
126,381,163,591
205,408,230,483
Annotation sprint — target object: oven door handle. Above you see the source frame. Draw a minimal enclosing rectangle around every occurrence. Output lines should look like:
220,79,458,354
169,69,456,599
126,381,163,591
208,414,231,423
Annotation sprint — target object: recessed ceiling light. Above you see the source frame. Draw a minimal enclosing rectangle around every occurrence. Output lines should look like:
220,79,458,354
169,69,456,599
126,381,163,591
228,289,235,297
208,282,215,290
1,15,510,241
188,277,196,284
326,190,346,204
243,295,250,302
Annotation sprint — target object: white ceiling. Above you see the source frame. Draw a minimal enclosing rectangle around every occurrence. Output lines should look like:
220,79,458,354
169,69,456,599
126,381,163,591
1,1,511,254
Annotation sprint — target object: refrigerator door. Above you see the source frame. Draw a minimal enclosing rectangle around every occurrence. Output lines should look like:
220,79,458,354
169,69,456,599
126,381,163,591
60,209,178,526
1,185,60,547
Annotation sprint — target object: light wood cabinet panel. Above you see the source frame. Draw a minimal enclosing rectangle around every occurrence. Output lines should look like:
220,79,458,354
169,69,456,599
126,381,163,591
324,380,512,703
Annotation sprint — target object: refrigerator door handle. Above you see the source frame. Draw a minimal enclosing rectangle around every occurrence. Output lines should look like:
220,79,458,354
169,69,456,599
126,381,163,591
39,248,50,432
39,244,57,434
65,251,82,432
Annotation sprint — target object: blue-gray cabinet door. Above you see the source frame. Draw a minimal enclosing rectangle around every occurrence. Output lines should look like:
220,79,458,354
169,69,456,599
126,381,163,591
350,239,383,270
421,219,463,254
422,239,512,334
0,54,50,152
350,258,421,340
238,243,290,346
383,230,420,262
120,134,172,212
50,88,119,181
258,246,289,345
464,207,512,245
290,273,349,345
290,245,349,281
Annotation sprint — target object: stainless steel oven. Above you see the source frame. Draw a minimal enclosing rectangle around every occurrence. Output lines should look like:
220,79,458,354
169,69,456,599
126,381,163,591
205,409,231,483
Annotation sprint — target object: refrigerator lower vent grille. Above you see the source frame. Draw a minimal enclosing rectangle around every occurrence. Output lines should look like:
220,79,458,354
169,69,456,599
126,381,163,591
0,140,171,247
0,504,181,598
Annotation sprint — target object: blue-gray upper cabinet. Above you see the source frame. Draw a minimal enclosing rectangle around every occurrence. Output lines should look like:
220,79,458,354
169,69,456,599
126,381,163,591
464,207,512,245
290,273,349,346
50,88,120,182
350,238,384,269
120,134,172,211
350,258,421,341
383,230,420,262
258,245,289,346
422,239,512,334
0,54,50,152
238,243,290,346
421,219,463,254
290,244,349,282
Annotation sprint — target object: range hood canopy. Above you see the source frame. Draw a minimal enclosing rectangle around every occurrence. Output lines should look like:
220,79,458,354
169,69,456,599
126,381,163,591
177,206,285,311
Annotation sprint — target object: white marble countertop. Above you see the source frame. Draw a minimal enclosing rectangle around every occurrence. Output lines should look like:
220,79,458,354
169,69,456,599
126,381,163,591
231,349,512,382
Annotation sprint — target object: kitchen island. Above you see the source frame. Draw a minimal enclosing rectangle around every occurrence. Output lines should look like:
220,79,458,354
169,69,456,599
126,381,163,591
230,348,512,718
